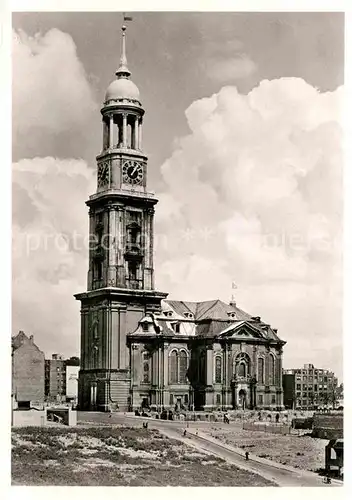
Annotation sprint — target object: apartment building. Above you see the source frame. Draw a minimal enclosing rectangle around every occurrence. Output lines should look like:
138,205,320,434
283,363,338,409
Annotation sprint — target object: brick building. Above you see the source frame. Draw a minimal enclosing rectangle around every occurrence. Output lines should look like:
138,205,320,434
12,331,45,408
283,363,338,409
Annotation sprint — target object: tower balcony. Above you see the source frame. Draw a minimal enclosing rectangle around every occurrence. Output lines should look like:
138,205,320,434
126,278,143,290
92,246,105,260
125,243,143,259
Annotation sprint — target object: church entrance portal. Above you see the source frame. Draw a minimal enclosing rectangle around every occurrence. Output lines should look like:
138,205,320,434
238,389,247,410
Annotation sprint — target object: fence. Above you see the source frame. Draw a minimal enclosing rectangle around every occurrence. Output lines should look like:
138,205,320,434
243,422,291,435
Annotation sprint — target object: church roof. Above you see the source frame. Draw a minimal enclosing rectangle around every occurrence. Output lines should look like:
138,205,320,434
163,299,283,342
164,299,252,321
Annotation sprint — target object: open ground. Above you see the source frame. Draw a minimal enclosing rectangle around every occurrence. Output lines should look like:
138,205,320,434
11,425,275,487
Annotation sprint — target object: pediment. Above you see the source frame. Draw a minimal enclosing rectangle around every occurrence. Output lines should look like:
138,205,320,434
218,321,265,339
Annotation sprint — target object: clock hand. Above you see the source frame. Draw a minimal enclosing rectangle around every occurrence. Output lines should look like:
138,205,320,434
131,165,139,175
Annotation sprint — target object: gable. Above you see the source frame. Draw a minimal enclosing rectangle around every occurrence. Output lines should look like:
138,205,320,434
218,321,265,340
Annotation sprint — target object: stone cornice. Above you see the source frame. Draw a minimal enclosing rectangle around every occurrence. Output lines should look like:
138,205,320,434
75,287,168,302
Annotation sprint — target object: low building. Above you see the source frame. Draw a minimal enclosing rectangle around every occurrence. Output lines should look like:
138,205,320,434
45,355,80,403
66,365,80,403
283,364,338,409
12,331,45,409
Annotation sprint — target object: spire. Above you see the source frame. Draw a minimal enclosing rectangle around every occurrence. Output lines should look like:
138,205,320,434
116,24,131,79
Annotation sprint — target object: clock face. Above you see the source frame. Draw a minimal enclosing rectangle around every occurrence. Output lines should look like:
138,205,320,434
97,162,110,187
123,160,144,185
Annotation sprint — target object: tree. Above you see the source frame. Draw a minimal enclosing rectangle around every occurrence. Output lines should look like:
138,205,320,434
65,356,80,366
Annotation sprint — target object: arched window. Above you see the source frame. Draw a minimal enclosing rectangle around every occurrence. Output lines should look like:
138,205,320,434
268,354,275,385
238,362,246,378
258,358,264,384
179,350,188,383
215,356,222,383
142,352,150,383
169,350,178,384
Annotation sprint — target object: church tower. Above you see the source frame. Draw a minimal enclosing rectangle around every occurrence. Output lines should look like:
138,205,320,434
75,24,168,411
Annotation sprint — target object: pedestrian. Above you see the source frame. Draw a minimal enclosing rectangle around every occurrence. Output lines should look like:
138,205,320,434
245,451,249,461
183,429,187,436
275,413,280,424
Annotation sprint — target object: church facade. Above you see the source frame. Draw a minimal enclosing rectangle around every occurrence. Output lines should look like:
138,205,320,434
75,25,286,412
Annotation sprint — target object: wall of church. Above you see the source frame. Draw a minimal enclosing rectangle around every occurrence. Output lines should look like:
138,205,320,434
128,338,284,411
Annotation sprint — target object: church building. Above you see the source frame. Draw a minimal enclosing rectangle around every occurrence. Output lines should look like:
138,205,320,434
75,25,286,412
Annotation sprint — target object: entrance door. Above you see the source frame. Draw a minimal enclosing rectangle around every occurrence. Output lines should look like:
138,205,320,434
141,397,149,409
90,383,97,409
239,389,247,409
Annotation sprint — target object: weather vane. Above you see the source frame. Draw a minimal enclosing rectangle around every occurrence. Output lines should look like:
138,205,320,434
122,12,133,27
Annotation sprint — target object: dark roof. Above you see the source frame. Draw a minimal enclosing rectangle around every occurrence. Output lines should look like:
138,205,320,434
165,299,252,321
164,299,283,342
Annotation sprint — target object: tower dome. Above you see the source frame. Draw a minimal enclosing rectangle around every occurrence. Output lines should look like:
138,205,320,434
105,78,140,102
104,24,141,105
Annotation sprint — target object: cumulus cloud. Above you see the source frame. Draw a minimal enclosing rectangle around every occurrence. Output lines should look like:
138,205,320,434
11,27,343,378
155,78,343,377
12,157,95,356
12,28,99,356
12,29,97,157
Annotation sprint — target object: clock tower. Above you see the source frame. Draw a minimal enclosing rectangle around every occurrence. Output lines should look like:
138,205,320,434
75,24,168,411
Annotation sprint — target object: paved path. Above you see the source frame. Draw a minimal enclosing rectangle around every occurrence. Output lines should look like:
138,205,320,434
78,412,341,487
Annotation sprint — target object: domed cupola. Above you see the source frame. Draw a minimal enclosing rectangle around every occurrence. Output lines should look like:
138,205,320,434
104,25,142,107
100,24,145,152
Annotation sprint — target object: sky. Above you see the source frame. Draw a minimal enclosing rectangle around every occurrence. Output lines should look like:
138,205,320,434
12,12,344,380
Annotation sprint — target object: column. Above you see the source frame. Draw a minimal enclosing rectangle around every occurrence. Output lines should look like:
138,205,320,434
133,116,139,150
122,113,127,148
107,206,117,286
116,207,125,286
103,119,108,150
88,209,95,290
206,347,213,386
277,348,284,408
138,119,143,149
109,115,114,148
143,208,153,290
163,343,170,407
252,345,258,381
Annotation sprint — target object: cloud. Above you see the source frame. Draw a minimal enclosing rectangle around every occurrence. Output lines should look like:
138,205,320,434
12,28,97,357
12,157,95,357
11,27,343,379
155,77,343,378
204,55,257,82
12,29,97,156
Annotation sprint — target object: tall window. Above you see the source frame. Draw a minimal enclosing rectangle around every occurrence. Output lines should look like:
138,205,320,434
142,352,150,383
238,362,246,378
216,393,221,405
169,350,178,384
268,354,275,385
258,358,264,384
199,350,206,384
179,350,188,383
215,356,222,383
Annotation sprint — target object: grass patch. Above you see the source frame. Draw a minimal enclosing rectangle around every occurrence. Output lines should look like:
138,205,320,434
12,425,275,486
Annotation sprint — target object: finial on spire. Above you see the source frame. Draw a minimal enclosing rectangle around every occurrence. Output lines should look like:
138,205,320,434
116,15,133,79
